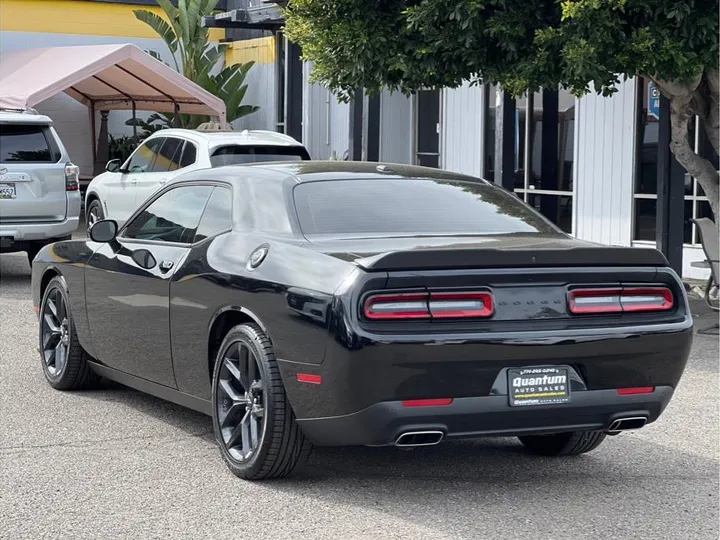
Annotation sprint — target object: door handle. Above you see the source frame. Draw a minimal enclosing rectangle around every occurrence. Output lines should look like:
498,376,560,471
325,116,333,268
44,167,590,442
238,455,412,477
159,260,174,272
159,178,168,185
130,178,138,186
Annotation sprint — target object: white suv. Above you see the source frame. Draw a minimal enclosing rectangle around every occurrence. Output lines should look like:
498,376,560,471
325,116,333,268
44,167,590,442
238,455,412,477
85,128,310,228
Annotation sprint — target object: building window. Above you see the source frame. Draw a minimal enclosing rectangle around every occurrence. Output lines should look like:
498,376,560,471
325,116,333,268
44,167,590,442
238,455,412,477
512,88,575,233
633,78,718,245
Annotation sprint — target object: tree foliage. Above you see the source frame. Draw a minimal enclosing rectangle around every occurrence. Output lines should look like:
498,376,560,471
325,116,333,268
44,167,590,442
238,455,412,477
285,0,720,220
134,0,259,128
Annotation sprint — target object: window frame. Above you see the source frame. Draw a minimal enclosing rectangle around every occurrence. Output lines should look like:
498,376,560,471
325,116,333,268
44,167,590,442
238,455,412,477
631,77,713,247
179,140,198,169
150,136,185,173
123,136,165,174
118,180,229,247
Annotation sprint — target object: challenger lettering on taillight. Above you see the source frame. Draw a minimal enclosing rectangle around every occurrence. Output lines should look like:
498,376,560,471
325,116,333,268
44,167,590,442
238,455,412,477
568,286,674,314
363,290,494,320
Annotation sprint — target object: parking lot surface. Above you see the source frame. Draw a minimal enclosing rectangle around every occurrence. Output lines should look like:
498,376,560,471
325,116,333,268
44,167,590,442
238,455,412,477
1,250,718,539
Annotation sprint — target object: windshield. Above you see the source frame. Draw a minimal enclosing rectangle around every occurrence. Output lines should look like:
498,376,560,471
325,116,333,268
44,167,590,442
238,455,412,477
210,145,310,167
292,178,559,238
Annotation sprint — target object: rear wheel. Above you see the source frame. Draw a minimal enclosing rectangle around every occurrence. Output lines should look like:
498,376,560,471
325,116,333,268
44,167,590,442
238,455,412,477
211,323,311,480
518,431,607,457
39,276,100,390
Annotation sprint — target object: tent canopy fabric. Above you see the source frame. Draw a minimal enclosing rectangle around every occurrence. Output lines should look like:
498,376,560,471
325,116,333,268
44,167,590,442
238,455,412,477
0,43,226,121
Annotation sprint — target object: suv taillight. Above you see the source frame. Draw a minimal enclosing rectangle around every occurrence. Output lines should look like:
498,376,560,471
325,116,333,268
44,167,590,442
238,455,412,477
363,290,494,320
65,162,79,191
567,286,674,314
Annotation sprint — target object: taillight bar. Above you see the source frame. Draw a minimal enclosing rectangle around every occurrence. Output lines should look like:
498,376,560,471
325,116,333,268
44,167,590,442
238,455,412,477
568,286,674,314
363,290,494,320
65,162,79,191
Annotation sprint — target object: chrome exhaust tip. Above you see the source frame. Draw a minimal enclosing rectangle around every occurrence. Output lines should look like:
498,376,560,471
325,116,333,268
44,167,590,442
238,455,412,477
395,430,444,447
607,416,648,433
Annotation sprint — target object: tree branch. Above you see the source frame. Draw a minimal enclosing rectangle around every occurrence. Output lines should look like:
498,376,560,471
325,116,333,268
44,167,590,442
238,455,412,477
702,67,719,157
668,94,720,221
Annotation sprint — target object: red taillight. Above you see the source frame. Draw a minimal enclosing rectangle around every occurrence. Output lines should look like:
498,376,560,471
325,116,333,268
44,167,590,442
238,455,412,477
429,291,494,318
65,162,79,191
363,292,430,320
402,398,453,407
568,286,674,314
617,386,655,395
363,290,494,320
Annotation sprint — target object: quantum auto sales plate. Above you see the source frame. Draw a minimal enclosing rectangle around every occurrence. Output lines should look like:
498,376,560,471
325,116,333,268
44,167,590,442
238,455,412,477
508,366,570,407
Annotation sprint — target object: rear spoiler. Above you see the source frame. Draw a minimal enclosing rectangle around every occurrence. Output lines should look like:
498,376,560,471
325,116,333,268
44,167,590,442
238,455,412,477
355,247,669,271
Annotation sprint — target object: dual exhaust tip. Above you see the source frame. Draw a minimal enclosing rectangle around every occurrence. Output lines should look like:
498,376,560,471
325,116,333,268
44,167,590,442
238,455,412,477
607,416,648,433
395,430,444,447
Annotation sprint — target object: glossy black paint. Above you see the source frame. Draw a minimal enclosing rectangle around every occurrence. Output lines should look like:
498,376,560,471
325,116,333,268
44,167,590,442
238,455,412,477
31,162,694,448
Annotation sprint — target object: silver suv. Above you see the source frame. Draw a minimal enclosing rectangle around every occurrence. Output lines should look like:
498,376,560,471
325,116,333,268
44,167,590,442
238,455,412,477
0,111,81,265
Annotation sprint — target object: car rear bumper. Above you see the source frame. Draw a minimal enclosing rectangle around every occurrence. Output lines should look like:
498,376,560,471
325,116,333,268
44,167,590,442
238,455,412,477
296,386,674,446
0,193,80,245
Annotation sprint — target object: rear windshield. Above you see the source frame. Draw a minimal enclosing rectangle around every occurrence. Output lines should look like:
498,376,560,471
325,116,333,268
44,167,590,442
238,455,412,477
293,178,558,238
0,123,59,163
210,145,310,167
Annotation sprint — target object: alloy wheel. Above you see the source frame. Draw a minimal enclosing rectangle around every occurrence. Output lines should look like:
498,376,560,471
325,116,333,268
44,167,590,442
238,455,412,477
216,341,267,462
41,287,70,377
87,206,100,229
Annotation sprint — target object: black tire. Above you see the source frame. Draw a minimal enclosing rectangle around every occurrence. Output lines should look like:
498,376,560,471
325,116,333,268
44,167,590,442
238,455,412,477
518,430,607,457
212,323,312,480
39,276,100,390
86,199,104,230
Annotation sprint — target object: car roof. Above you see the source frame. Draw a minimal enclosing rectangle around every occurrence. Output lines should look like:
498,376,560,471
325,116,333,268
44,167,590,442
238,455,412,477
145,128,304,147
170,161,489,187
0,109,54,125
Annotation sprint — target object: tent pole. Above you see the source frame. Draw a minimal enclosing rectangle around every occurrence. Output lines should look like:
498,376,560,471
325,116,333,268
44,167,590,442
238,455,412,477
89,101,97,166
132,101,137,141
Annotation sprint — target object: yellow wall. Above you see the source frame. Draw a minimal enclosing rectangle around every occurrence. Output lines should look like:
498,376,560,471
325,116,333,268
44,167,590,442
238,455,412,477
0,0,224,40
225,36,275,66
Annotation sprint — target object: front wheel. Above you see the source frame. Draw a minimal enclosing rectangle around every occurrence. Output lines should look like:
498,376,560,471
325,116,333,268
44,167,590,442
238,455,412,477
211,323,312,480
518,431,607,457
39,276,100,390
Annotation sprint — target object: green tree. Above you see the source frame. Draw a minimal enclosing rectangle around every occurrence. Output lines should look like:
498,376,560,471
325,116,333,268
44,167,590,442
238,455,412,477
134,0,258,128
284,0,719,222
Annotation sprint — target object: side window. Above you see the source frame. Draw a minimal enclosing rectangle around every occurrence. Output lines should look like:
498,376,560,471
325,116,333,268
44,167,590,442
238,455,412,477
179,141,197,168
123,185,213,244
126,138,163,173
151,137,183,173
195,187,233,242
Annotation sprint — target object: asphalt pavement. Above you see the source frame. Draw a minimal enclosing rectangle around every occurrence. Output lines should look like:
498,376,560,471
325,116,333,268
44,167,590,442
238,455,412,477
1,250,718,540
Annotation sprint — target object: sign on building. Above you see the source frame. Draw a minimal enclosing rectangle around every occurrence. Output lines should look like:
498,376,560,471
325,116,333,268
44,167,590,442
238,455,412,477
648,82,660,119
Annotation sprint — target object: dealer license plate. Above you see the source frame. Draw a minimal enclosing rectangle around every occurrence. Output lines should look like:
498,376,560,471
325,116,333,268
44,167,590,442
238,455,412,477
0,183,16,200
508,366,570,407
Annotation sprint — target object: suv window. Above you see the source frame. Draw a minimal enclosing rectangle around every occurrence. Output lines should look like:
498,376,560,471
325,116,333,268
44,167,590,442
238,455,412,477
195,187,233,242
123,185,214,243
180,142,197,168
0,124,59,163
210,145,310,167
151,137,184,173
126,138,163,173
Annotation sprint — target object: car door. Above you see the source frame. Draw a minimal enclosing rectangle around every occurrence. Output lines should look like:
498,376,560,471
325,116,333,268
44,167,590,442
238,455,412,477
84,183,215,387
133,137,184,209
105,137,164,224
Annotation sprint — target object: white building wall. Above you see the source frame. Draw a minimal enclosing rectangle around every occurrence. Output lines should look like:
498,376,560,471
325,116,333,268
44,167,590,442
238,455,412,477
301,62,350,160
574,78,637,247
379,91,413,164
441,82,485,177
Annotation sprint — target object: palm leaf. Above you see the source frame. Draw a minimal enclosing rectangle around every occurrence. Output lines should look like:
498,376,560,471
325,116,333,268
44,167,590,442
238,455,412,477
178,0,190,47
133,10,178,54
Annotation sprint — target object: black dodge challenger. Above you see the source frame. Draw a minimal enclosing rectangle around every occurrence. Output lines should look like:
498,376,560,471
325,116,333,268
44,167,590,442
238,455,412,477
31,161,693,480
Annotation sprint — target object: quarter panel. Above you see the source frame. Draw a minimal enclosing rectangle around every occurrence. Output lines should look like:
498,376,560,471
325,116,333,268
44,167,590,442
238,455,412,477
169,232,355,400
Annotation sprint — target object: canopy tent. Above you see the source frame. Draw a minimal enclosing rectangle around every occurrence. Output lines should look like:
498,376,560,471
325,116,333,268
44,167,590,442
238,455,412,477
0,43,226,121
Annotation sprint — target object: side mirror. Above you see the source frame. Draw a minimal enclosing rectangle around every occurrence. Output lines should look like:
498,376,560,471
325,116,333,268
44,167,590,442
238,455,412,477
106,159,121,173
89,219,118,243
